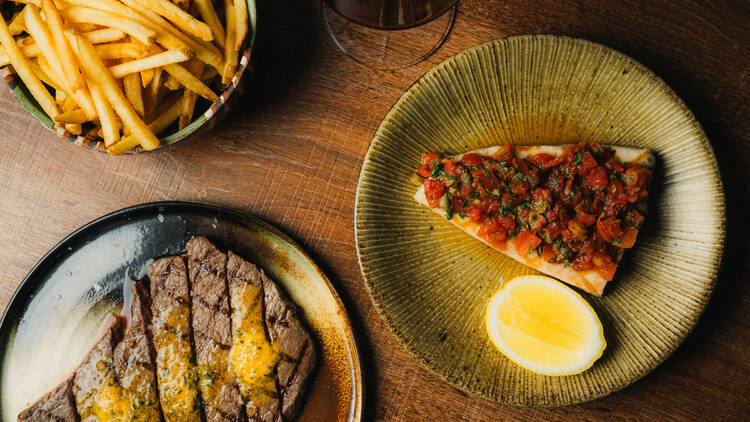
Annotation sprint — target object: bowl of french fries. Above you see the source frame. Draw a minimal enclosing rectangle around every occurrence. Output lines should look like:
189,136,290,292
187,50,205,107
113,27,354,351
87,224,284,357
0,0,255,155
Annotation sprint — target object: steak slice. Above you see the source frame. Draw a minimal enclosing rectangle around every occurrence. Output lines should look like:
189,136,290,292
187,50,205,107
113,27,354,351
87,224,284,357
149,256,202,422
227,251,317,421
226,251,282,422
73,316,126,422
186,236,244,422
18,377,78,422
113,280,162,421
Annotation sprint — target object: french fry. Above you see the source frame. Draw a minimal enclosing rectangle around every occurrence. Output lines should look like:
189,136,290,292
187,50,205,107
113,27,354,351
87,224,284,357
95,42,156,60
140,68,154,87
148,94,180,134
179,58,204,129
37,55,66,91
26,59,63,91
41,0,84,91
8,8,26,35
222,0,237,85
23,5,69,90
75,33,159,150
195,0,224,49
65,123,82,135
123,72,145,117
61,94,78,112
106,135,140,155
63,0,189,52
65,7,157,45
83,28,128,44
68,22,99,32
0,42,41,66
88,81,120,146
164,75,180,90
55,108,88,123
108,48,190,78
0,12,59,119
234,0,247,50
55,88,65,102
144,66,163,116
163,62,218,102
120,0,223,71
130,0,213,42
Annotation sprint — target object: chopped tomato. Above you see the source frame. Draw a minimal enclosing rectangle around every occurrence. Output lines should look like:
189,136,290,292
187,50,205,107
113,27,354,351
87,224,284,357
529,153,563,169
596,216,624,243
567,220,588,240
443,159,459,176
460,153,483,168
464,204,484,223
499,215,516,231
423,179,445,208
493,145,513,161
586,166,609,190
576,212,596,227
514,230,542,255
573,253,593,271
418,152,439,177
615,226,638,248
580,152,598,173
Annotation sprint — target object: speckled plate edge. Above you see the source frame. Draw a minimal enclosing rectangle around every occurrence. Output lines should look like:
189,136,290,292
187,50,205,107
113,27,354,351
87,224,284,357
353,34,726,406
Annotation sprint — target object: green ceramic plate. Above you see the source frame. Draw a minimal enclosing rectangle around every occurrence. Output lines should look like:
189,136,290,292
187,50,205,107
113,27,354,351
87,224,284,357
355,35,725,406
0,202,363,421
0,1,257,153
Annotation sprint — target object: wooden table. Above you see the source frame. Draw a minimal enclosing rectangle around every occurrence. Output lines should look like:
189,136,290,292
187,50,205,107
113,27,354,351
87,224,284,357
1,1,748,420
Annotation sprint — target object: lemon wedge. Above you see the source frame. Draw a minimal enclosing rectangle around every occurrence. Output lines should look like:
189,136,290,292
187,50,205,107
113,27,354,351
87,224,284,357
485,275,606,376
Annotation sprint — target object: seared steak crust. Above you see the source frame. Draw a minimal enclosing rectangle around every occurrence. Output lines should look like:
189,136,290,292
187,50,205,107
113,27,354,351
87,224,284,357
226,252,282,422
186,236,244,422
73,316,126,422
149,256,202,422
113,280,162,421
18,377,79,422
227,251,317,421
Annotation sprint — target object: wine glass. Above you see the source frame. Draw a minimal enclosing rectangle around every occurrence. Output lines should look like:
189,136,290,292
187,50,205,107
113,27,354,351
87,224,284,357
322,0,458,70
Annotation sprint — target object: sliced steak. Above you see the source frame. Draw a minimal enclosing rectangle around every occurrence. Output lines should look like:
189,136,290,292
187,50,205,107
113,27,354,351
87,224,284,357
18,376,79,422
73,316,126,422
113,280,162,421
149,256,202,422
226,251,282,422
186,236,244,422
227,251,317,421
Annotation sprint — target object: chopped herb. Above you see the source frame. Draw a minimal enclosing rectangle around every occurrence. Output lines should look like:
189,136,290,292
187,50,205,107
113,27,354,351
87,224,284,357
515,172,525,180
430,160,444,178
528,245,534,255
482,168,492,180
573,151,583,165
519,202,531,209
501,150,508,156
612,238,622,245
551,177,560,188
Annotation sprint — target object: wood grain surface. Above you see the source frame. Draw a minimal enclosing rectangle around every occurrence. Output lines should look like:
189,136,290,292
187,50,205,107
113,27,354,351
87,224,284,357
0,1,748,420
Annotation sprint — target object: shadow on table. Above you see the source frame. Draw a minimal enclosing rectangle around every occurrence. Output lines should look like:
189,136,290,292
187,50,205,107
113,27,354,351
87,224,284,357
241,0,323,111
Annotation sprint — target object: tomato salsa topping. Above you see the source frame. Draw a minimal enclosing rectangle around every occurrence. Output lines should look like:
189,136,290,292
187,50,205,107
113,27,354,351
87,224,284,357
416,144,651,280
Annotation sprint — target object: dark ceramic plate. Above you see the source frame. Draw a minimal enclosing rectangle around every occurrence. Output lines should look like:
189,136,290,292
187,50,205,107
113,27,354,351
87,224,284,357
0,202,363,421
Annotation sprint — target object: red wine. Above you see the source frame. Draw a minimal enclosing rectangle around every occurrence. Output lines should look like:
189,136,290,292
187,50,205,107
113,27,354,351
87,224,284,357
325,0,457,30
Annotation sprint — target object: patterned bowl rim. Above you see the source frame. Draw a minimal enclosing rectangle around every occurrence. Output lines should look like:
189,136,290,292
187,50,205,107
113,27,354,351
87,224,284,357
354,34,726,406
1,0,257,153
